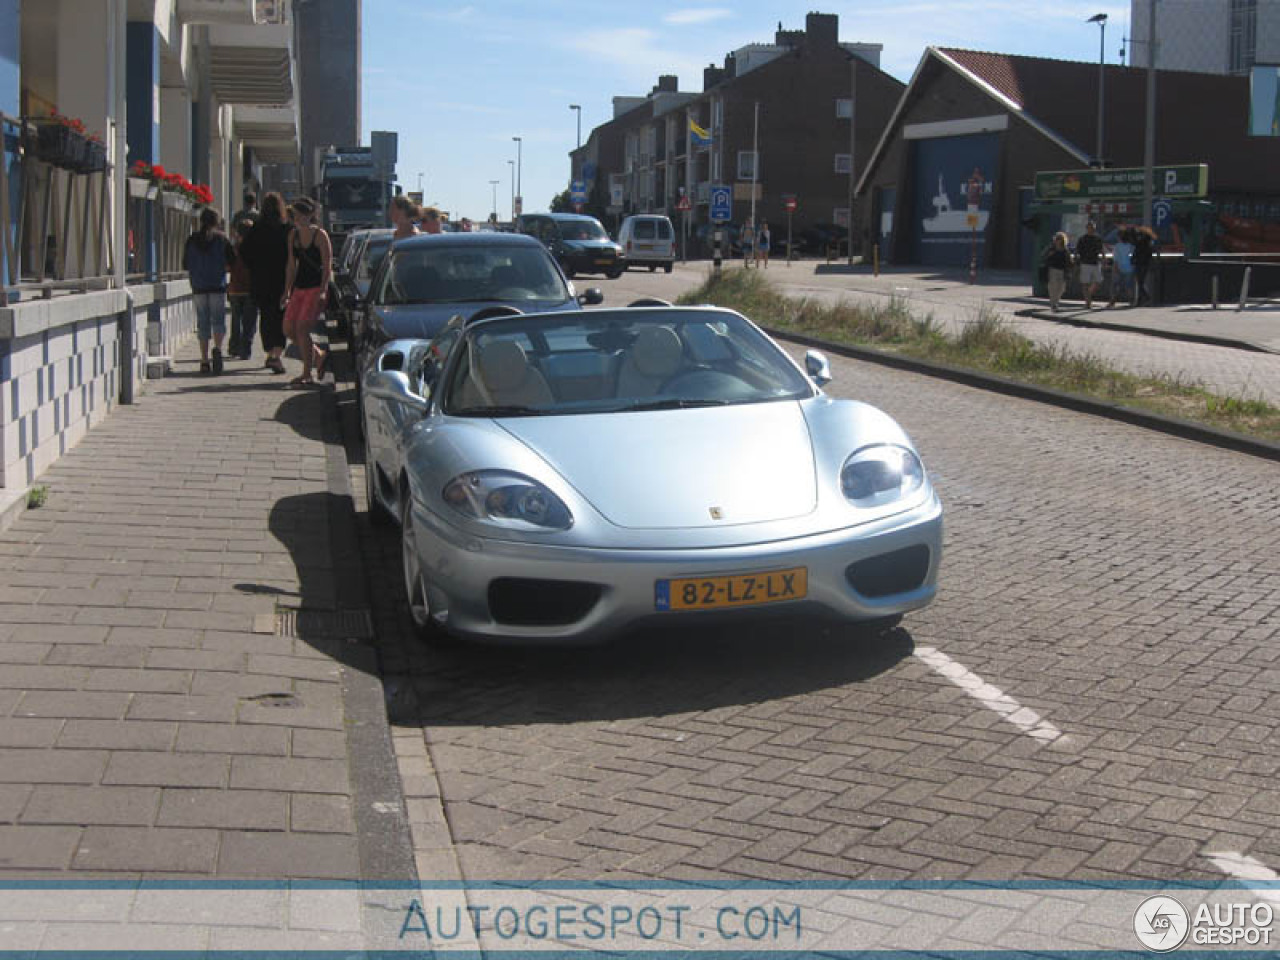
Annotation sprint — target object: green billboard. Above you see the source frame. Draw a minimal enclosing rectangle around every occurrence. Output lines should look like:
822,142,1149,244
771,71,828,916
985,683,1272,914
1034,165,1208,201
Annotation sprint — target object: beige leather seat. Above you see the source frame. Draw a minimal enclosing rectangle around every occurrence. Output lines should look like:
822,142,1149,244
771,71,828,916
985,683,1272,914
474,339,554,407
616,325,683,398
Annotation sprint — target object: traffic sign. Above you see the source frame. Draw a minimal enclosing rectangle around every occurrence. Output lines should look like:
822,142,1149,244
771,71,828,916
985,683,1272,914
570,179,587,203
782,194,797,213
676,194,691,212
710,185,732,223
1153,199,1172,228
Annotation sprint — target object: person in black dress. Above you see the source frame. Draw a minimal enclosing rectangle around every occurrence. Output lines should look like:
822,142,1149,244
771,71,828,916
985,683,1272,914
239,192,290,373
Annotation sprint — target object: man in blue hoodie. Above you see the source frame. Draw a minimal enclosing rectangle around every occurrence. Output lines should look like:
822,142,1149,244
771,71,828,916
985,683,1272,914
184,209,235,374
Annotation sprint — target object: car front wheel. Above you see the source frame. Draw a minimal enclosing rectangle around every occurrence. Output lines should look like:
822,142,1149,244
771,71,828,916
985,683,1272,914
606,268,624,279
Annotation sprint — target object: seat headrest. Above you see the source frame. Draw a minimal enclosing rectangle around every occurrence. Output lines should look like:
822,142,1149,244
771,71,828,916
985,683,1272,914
631,325,683,379
477,339,531,393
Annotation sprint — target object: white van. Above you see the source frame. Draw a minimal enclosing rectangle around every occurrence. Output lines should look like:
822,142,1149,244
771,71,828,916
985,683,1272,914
618,215,676,272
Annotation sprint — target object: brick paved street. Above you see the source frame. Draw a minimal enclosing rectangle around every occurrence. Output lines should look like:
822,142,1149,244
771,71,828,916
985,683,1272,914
0,345,410,878
340,332,1280,884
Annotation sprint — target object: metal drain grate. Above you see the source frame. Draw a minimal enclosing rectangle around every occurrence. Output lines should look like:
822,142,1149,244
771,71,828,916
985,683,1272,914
275,607,375,640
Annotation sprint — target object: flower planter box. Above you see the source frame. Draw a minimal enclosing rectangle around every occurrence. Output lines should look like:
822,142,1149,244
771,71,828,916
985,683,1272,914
160,192,192,213
128,177,159,200
32,122,87,170
78,140,107,174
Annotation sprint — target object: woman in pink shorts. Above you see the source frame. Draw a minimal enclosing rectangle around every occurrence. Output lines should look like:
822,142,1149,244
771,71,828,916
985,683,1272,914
281,198,333,386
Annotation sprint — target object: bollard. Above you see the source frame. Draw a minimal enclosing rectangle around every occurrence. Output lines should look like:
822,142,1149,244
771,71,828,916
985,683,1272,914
1238,266,1251,312
1211,275,1218,310
873,244,880,277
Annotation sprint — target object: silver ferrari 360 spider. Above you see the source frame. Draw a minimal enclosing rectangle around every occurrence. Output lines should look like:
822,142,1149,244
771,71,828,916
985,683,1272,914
361,305,942,643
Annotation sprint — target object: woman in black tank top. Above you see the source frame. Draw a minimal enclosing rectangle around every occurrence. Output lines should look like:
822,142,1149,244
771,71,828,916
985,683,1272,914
282,198,333,386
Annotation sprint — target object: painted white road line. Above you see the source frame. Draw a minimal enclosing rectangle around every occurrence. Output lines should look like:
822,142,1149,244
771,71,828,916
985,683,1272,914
913,646,1066,744
1204,851,1280,906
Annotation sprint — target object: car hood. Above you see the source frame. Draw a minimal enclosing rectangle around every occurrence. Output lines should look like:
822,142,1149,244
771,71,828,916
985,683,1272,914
497,402,816,529
373,299,576,339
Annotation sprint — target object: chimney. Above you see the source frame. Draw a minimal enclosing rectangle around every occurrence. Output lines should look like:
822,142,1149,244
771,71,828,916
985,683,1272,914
804,11,839,48
703,63,724,91
655,75,678,93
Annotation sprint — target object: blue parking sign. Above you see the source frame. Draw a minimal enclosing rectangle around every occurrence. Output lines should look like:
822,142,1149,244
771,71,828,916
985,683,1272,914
570,179,587,203
710,185,732,223
1153,199,1172,229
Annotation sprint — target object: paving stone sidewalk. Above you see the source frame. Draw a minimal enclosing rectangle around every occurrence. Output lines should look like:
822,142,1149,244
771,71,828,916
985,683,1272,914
0,341,412,878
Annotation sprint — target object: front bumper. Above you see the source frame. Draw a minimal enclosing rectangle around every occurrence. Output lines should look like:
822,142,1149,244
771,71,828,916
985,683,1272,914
562,250,625,274
408,493,943,644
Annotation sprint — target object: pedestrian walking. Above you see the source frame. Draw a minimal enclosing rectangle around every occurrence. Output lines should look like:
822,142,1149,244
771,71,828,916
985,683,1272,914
390,195,420,242
227,219,257,360
239,191,290,374
419,206,443,235
183,208,234,375
1074,220,1104,309
282,197,333,387
1108,228,1136,308
756,221,771,269
741,219,754,268
1132,226,1156,306
232,191,259,235
1042,231,1070,313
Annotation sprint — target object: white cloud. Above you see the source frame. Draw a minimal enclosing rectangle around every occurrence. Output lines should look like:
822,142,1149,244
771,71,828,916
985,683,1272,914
561,28,708,91
663,7,732,26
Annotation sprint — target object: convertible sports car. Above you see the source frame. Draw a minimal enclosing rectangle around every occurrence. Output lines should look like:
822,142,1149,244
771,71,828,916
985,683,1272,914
362,306,943,644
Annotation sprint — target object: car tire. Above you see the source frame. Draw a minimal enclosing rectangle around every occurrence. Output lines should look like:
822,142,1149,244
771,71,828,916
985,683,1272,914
606,268,624,280
400,495,454,646
663,262,673,274
364,433,393,527
648,264,656,273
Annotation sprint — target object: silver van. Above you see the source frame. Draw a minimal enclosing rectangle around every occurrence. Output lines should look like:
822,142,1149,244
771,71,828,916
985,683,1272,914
618,215,675,272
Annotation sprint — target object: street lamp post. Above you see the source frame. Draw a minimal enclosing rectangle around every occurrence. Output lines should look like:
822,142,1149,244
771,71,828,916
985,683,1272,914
489,180,499,222
569,105,582,149
507,159,515,223
846,51,857,266
1088,13,1108,165
512,136,523,217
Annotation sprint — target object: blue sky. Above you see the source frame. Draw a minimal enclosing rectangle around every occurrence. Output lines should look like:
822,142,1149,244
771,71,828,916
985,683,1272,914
361,1,1130,222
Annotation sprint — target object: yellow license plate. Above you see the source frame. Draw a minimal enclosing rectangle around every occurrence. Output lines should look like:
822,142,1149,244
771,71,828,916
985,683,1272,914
594,258,611,265
655,567,807,611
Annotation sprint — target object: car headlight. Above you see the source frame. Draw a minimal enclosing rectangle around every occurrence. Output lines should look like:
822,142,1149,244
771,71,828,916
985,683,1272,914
442,471,573,531
840,444,925,507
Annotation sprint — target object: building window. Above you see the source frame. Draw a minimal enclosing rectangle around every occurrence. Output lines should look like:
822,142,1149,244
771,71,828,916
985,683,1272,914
836,98,853,119
834,154,852,174
737,150,757,180
1230,0,1257,74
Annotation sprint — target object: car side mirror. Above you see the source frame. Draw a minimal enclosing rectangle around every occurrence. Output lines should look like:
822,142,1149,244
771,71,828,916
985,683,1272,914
578,287,604,306
805,349,833,387
364,369,428,414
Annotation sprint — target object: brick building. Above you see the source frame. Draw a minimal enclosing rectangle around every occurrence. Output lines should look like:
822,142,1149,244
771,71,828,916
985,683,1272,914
570,13,903,250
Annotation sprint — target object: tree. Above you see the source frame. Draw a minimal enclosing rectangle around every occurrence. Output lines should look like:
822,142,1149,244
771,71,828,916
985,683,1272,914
550,189,572,213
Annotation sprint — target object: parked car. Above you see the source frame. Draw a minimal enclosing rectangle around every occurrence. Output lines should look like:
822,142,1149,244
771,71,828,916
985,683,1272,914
518,212,626,279
352,232,602,403
360,304,943,645
797,222,849,256
618,215,675,272
334,229,393,344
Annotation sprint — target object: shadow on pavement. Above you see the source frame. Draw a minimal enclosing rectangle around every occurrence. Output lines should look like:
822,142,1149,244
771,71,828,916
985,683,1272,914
396,619,915,727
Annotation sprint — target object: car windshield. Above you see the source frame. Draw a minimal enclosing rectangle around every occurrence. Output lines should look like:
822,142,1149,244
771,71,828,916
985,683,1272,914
443,309,813,417
358,236,392,280
557,220,609,242
375,244,571,305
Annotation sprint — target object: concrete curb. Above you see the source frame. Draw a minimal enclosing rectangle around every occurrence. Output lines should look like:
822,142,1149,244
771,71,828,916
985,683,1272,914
316,377,420,881
768,327,1280,464
1012,307,1278,355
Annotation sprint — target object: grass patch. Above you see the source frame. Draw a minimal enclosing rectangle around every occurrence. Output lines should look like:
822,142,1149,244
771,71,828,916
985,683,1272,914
26,485,48,509
679,267,1280,444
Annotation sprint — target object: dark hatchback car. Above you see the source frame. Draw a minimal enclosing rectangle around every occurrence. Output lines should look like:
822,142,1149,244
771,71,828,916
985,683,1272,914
354,232,601,382
518,212,626,279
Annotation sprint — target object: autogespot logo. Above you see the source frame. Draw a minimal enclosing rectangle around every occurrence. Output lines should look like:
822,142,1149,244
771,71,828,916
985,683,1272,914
1134,895,1190,952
